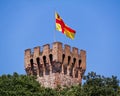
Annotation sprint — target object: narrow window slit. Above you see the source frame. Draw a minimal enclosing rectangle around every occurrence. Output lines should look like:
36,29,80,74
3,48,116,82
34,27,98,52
68,56,71,65
30,59,34,71
62,54,65,64
49,54,53,64
43,56,46,67
79,60,81,68
43,56,50,75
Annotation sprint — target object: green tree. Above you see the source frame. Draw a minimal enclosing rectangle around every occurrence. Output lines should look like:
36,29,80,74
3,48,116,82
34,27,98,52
83,71,120,96
0,72,119,96
0,73,41,96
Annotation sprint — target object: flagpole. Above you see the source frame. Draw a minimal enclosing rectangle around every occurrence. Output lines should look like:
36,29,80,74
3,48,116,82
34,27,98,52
54,11,56,42
54,30,56,42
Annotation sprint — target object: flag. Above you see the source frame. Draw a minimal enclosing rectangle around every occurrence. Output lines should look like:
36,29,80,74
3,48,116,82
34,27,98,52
55,12,76,39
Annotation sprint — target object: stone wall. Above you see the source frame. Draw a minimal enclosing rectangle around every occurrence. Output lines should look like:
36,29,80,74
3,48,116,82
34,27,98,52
24,42,86,88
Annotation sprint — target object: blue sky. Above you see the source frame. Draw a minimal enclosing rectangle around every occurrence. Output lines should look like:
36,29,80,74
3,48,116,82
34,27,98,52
0,0,120,80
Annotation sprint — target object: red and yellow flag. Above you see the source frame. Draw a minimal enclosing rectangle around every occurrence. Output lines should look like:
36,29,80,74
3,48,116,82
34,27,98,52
55,12,76,39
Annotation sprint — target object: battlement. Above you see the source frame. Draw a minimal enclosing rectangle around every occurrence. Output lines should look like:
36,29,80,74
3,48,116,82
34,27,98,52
24,42,86,88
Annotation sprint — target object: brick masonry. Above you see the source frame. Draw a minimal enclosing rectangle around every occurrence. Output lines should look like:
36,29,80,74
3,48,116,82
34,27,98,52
24,42,86,88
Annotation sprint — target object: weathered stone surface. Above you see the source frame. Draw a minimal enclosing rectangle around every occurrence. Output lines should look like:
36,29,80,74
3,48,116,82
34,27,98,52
24,42,86,88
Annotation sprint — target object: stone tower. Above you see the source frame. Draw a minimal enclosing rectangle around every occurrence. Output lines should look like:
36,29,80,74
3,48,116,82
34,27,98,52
24,42,86,88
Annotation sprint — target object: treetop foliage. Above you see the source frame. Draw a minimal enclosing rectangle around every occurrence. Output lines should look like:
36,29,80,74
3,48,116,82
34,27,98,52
0,71,119,96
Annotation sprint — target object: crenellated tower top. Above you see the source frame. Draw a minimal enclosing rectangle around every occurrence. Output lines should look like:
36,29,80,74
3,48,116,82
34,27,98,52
24,42,86,88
